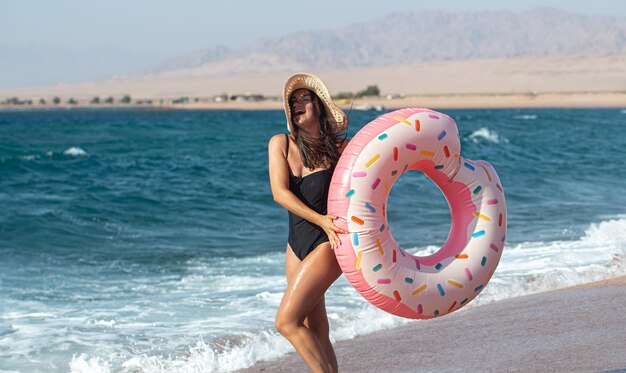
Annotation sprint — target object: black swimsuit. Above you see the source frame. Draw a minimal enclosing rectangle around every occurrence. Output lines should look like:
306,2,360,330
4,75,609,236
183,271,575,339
285,134,333,261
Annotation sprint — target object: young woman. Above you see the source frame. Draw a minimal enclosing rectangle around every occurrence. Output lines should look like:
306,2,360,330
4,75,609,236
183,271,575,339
267,73,349,373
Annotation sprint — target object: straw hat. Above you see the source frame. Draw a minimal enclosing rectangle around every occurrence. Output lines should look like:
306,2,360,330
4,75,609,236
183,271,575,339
283,72,347,133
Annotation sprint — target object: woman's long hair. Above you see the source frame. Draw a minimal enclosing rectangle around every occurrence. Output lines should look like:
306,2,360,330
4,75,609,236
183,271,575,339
291,90,346,170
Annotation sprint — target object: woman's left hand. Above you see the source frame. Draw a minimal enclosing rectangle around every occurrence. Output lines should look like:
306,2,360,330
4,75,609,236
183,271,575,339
316,214,348,250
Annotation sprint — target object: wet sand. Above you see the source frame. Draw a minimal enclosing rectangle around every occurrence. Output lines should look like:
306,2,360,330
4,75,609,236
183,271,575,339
239,276,626,373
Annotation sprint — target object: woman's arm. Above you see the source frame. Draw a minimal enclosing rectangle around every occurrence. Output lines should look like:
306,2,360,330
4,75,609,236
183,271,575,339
268,134,347,248
268,134,321,223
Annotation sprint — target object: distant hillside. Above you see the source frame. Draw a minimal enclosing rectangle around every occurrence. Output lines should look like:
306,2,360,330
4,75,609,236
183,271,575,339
151,45,240,73
150,8,626,76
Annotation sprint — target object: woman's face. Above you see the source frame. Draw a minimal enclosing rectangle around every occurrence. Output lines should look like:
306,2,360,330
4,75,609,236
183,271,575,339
289,89,319,129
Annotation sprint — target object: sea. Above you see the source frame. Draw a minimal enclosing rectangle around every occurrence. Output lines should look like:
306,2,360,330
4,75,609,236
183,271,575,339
1,107,625,372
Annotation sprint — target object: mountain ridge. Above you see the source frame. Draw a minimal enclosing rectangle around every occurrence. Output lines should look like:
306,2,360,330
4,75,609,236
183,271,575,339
150,8,626,76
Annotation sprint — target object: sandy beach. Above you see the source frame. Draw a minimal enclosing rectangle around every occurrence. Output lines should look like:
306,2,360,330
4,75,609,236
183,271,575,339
239,276,626,373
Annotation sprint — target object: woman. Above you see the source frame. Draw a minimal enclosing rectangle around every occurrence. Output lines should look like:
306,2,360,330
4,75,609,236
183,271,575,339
267,73,349,373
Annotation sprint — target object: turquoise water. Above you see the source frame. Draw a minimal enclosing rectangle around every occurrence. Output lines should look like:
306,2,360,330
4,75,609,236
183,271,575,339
1,108,625,372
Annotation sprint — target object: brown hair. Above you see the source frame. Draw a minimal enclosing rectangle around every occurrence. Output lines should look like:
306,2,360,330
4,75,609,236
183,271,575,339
291,91,346,170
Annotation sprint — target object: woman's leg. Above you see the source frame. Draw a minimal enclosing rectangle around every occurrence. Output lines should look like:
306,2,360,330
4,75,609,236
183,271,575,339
276,243,342,373
284,246,338,372
304,296,338,373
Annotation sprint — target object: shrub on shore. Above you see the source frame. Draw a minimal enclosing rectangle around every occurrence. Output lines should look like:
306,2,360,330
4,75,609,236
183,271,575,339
173,97,189,104
1,97,33,105
334,85,380,100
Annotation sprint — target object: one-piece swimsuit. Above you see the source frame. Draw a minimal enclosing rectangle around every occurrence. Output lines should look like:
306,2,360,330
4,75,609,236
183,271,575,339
285,134,333,261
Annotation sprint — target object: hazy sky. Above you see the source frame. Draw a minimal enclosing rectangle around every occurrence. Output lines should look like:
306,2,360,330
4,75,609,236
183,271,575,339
2,0,626,88
3,0,626,57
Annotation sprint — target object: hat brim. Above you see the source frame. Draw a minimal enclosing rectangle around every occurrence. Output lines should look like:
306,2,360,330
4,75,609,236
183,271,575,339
283,72,346,134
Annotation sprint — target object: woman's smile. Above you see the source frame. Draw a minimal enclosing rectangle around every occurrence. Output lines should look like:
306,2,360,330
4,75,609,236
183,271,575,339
293,105,306,123
290,89,315,125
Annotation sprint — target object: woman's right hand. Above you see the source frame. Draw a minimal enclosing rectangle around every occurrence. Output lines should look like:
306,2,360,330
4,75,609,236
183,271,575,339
316,214,348,250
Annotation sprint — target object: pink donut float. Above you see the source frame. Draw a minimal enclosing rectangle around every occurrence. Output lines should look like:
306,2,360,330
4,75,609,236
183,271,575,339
328,108,507,319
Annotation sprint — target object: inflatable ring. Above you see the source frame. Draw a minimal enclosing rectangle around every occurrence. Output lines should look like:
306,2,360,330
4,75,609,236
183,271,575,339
329,108,507,319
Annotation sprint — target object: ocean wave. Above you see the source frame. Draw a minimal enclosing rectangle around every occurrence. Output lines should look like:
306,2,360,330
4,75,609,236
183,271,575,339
467,127,507,144
70,355,111,373
512,114,537,120
475,217,626,304
67,310,406,373
69,332,292,373
63,147,88,157
19,154,39,161
63,218,626,372
406,219,626,305
2,312,56,319
14,148,87,162
584,218,626,244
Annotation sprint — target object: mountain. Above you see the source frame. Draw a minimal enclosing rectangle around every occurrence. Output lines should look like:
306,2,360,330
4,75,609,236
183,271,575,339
153,8,626,76
4,8,626,89
150,45,240,73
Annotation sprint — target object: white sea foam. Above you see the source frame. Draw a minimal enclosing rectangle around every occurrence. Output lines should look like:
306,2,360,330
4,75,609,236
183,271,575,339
467,127,507,144
119,333,292,373
69,354,111,373
93,319,116,327
58,218,626,373
475,219,626,307
19,154,39,161
2,312,55,319
63,147,88,157
513,114,537,120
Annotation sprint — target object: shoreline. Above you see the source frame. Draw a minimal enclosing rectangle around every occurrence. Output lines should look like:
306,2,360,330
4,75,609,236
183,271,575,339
239,275,626,373
1,91,625,111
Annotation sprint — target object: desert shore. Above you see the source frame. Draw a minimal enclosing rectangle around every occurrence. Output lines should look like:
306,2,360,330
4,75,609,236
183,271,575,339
239,276,626,373
2,55,625,110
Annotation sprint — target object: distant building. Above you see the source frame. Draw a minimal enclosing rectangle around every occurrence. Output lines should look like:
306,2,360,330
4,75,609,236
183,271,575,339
229,93,265,102
213,94,228,102
386,93,403,100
